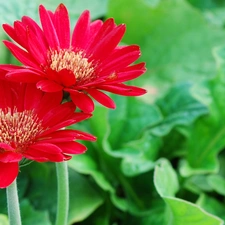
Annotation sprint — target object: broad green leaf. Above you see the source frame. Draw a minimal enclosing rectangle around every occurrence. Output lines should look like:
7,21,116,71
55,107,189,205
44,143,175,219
108,0,225,97
151,83,208,136
197,194,225,222
184,174,213,194
164,197,224,225
143,0,161,7
121,157,155,177
108,96,162,149
68,154,114,193
213,45,225,80
187,0,225,10
0,214,8,225
154,159,223,225
0,0,108,24
20,200,51,225
68,170,104,224
89,104,110,149
183,79,225,174
68,154,128,212
207,174,225,196
23,162,103,224
119,132,162,176
154,159,179,197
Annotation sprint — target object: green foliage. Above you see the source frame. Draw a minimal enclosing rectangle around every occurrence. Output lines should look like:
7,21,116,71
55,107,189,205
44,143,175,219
1,0,225,224
154,159,223,225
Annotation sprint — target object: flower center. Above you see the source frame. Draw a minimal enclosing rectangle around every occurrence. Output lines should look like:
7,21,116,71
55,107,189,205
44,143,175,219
49,49,96,85
0,108,43,152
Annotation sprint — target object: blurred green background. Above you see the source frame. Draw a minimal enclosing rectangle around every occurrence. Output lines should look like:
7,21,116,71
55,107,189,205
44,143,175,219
1,0,225,224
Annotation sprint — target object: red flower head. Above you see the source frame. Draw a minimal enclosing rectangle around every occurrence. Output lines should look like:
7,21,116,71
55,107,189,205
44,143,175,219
0,80,95,188
0,4,146,113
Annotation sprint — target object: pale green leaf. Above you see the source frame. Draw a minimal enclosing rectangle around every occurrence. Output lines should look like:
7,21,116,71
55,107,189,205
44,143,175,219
207,174,225,196
0,214,8,225
154,159,179,197
164,197,224,225
20,200,51,225
154,159,223,225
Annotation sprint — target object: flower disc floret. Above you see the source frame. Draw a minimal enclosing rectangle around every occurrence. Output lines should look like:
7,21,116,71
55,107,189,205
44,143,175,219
0,108,43,152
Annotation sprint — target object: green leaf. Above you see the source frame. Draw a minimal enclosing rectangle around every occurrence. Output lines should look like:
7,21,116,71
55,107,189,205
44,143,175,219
164,197,224,225
207,174,225,196
182,79,225,175
20,200,51,225
0,214,8,225
121,157,155,177
151,83,208,136
0,0,108,25
108,96,162,149
108,0,225,97
119,132,162,176
154,159,223,225
197,194,225,222
154,159,179,197
68,169,104,224
68,154,114,193
184,174,213,194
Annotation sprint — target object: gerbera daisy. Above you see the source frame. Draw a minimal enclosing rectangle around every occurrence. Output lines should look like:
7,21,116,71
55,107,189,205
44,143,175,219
0,80,95,188
0,4,146,113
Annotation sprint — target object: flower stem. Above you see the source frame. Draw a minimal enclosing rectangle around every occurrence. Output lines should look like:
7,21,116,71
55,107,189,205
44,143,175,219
6,179,22,225
55,161,69,225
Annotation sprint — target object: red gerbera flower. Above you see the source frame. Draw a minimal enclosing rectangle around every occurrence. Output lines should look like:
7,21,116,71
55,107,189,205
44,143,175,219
0,4,146,113
0,80,95,188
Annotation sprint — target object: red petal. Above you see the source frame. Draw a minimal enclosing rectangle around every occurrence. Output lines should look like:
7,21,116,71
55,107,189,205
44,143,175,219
0,151,22,163
91,24,126,61
40,112,92,136
36,80,63,92
24,83,44,110
86,20,103,47
25,143,64,162
39,5,59,48
70,91,94,113
98,83,147,96
72,10,90,49
40,119,79,137
3,41,39,68
69,130,96,141
27,27,48,64
3,24,18,43
6,69,43,82
30,143,62,153
0,143,14,151
87,89,115,109
0,162,19,188
114,70,146,83
0,64,23,72
22,16,48,48
13,21,28,49
56,141,87,154
39,129,95,142
100,45,141,74
87,18,115,53
54,4,70,49
34,91,63,118
58,69,76,87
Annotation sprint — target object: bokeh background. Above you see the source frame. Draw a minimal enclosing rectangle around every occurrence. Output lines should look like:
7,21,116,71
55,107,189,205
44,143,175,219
1,0,225,224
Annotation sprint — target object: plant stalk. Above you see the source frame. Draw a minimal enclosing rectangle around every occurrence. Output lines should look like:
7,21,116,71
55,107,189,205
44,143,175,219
6,179,22,225
55,161,69,225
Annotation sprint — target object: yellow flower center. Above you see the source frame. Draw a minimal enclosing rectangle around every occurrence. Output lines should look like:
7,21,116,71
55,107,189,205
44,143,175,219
0,108,43,152
49,49,96,85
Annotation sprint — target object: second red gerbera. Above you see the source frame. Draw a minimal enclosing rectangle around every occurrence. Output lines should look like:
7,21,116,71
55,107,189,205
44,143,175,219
0,4,146,113
0,80,95,188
